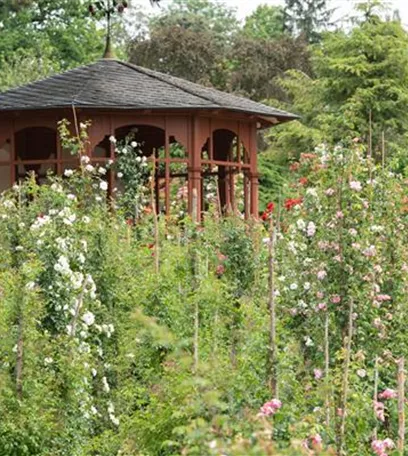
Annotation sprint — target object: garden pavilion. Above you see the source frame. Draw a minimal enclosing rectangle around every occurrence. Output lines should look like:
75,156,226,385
0,58,297,219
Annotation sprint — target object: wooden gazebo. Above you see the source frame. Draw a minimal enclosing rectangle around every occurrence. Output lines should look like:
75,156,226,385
0,58,297,219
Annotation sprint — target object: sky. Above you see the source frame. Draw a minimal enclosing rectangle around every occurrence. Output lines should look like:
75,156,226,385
136,0,408,26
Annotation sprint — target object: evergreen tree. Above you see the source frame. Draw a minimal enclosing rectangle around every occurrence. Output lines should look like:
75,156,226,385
283,0,331,42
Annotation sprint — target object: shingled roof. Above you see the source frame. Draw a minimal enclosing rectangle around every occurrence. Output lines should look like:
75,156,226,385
0,59,297,123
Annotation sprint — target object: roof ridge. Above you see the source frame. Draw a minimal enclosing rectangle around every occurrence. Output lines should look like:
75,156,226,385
116,60,295,118
117,60,224,109
71,60,104,106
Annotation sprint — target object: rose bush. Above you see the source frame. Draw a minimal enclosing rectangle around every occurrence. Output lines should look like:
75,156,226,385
0,125,407,455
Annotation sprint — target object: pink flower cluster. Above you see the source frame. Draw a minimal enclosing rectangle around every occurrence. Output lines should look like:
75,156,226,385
316,302,327,312
314,368,323,380
371,438,395,456
374,389,397,422
374,401,385,422
302,433,323,450
260,399,282,416
378,388,397,400
376,294,392,302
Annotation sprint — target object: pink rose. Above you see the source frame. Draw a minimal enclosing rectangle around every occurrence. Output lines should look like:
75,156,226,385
314,368,323,380
379,388,397,400
260,398,282,416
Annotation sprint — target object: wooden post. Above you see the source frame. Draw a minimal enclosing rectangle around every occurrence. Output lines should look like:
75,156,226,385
398,357,405,455
191,188,200,372
368,110,372,161
151,160,160,274
324,310,330,431
243,172,250,219
381,131,385,169
249,123,259,217
267,215,277,397
189,117,202,221
338,298,354,455
373,356,379,439
164,117,170,216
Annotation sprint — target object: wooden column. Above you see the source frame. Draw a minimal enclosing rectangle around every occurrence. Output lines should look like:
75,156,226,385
108,114,115,194
10,120,16,186
249,123,259,217
244,172,250,219
189,116,202,221
164,117,170,216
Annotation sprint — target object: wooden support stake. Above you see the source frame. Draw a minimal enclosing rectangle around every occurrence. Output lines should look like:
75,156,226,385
324,310,330,431
381,131,385,169
15,313,24,400
267,215,277,397
192,188,199,373
373,356,379,440
398,357,405,455
151,160,159,274
368,110,373,181
338,298,354,455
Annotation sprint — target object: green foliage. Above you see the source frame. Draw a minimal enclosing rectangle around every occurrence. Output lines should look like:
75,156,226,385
314,13,408,151
0,0,104,72
243,4,285,40
129,0,238,88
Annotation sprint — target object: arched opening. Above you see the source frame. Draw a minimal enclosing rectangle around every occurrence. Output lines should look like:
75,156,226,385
201,129,250,216
15,127,57,184
112,125,189,217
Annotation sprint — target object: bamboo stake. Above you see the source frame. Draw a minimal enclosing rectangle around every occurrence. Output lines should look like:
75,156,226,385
15,186,23,400
324,310,330,431
150,159,159,274
15,312,24,400
368,110,373,181
267,214,278,397
381,131,385,169
373,356,379,440
338,298,354,455
368,110,373,160
398,357,405,455
192,188,199,372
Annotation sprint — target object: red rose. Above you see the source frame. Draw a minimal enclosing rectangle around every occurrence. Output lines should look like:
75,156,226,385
300,153,317,160
261,211,269,221
216,264,225,276
289,162,300,172
284,198,303,211
266,202,274,213
299,177,308,186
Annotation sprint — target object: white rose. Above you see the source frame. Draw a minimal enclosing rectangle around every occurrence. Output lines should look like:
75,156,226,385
82,311,95,326
100,181,108,191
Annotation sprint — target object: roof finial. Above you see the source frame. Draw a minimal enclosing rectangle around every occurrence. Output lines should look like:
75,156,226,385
103,17,115,59
88,1,129,59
